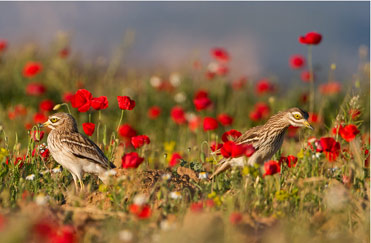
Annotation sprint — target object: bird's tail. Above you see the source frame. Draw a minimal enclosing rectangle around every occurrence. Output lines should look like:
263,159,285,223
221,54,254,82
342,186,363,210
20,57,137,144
98,169,117,184
209,159,231,179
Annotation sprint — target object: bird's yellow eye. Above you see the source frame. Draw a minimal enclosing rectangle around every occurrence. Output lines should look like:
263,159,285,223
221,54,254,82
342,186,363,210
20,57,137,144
50,118,58,123
293,114,302,120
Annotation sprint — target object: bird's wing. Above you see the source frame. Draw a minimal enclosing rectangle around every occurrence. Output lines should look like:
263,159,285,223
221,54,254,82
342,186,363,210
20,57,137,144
60,132,112,169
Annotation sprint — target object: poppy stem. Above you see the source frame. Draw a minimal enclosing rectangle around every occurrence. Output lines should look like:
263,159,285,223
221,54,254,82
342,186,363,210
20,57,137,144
116,110,124,132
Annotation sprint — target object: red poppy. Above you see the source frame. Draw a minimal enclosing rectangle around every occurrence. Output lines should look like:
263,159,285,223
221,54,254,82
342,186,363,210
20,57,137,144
26,83,46,96
193,95,212,111
23,62,43,78
256,79,274,95
117,96,135,110
300,70,313,82
222,129,242,142
349,109,361,120
195,90,208,99
70,89,92,112
118,124,137,138
82,122,95,136
0,40,7,53
169,153,182,167
221,141,249,158
131,135,150,149
59,48,69,58
203,117,218,131
263,160,281,176
211,47,229,62
91,96,108,110
31,130,44,142
205,199,215,208
332,124,343,136
48,225,76,243
319,82,341,95
232,76,247,90
205,71,216,80
171,106,187,125
250,102,270,122
14,157,24,168
300,92,309,104
279,155,298,168
188,115,202,132
121,152,144,169
218,113,233,126
215,64,229,76
287,125,299,137
33,112,48,124
190,202,203,213
289,55,305,69
319,137,340,162
129,204,152,219
148,106,161,119
229,212,243,225
308,112,321,125
339,124,360,142
299,32,322,45
63,92,74,103
210,142,223,152
39,99,55,112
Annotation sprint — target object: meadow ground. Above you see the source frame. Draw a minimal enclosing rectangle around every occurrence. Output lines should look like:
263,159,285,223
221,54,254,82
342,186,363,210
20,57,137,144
0,35,369,243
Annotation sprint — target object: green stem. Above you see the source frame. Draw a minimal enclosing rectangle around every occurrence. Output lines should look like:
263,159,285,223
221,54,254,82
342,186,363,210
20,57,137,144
116,110,124,132
97,111,101,142
308,45,314,114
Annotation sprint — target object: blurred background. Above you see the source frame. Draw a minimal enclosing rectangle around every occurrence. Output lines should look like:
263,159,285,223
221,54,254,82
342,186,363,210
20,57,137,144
0,1,369,82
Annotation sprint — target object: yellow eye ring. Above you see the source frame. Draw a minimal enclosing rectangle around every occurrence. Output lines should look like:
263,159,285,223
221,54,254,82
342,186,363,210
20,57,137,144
50,118,58,123
294,114,301,119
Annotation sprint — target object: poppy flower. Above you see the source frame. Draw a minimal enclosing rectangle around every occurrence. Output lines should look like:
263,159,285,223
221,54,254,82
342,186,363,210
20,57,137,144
300,70,314,82
249,102,270,122
39,99,55,112
215,64,229,76
33,112,48,124
129,204,152,219
210,142,223,152
169,153,182,167
256,79,274,95
279,155,298,168
117,96,135,110
23,62,43,78
232,76,247,90
0,40,7,53
319,137,340,162
171,106,187,125
48,225,76,243
299,32,322,45
70,89,92,112
308,113,321,125
118,124,137,139
131,135,150,149
229,212,243,225
319,82,341,95
82,122,95,136
31,130,44,142
263,160,280,176
245,145,256,157
187,114,202,132
193,95,212,111
59,48,69,58
63,92,74,103
203,117,218,131
339,124,360,142
148,106,161,119
190,202,203,213
222,129,242,142
14,157,24,168
211,47,229,62
349,109,361,120
26,83,46,96
91,96,108,110
121,152,144,169
221,141,248,158
289,55,305,69
218,113,233,126
205,71,216,80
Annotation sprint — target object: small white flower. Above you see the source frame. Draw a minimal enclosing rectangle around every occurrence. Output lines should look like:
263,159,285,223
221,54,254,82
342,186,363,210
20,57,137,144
207,62,219,72
198,172,208,179
119,230,133,242
169,73,181,87
161,173,171,181
39,170,49,175
185,112,197,122
174,92,186,103
169,191,182,200
52,166,63,173
133,193,147,206
35,194,49,206
150,76,162,88
26,174,35,181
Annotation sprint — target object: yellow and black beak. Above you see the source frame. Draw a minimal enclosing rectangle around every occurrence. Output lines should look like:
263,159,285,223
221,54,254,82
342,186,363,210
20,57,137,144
39,120,51,128
303,120,314,130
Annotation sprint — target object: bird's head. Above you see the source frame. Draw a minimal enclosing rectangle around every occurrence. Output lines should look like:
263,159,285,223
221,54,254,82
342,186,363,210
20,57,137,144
285,107,313,130
39,112,78,132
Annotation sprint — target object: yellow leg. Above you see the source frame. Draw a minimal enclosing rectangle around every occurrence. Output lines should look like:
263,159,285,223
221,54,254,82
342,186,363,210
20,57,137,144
71,173,79,192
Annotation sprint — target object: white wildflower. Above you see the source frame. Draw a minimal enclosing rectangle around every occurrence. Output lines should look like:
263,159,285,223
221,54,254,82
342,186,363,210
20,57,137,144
52,166,63,173
26,174,35,181
161,173,171,181
119,230,133,242
35,194,49,206
169,191,182,200
174,92,186,103
150,76,162,88
133,193,147,206
207,62,219,72
169,73,181,87
198,172,208,179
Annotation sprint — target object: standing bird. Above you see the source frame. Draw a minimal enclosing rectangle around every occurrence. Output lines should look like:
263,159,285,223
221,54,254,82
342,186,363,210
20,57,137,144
210,107,313,179
40,112,115,190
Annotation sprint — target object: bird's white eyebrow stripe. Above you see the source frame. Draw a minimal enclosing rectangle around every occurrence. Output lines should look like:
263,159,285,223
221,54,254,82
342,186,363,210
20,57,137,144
61,139,93,149
292,112,302,116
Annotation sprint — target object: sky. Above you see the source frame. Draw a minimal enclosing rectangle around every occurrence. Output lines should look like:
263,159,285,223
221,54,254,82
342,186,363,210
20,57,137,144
0,1,369,82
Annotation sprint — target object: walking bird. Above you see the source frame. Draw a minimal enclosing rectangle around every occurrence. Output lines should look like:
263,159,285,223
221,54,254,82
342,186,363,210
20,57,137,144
210,107,313,179
40,112,115,190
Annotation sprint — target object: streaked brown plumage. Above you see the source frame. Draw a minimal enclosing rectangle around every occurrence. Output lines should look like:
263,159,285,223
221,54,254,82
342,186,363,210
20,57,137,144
41,112,114,190
210,107,312,178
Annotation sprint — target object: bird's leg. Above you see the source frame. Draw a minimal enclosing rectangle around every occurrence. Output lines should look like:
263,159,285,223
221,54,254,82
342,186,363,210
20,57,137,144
77,175,84,191
210,161,231,179
71,173,79,192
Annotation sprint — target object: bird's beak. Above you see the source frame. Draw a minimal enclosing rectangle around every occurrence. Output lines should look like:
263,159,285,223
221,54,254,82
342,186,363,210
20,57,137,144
303,120,314,130
39,120,50,128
